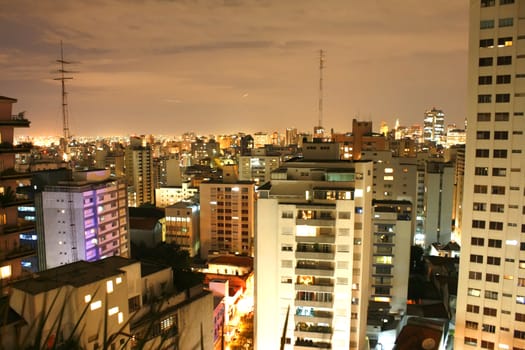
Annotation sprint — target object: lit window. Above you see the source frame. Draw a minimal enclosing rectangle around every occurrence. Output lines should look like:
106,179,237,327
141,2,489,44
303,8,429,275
107,280,114,293
90,300,102,310
384,168,394,174
0,265,12,279
108,306,119,316
116,277,122,285
118,312,124,324
84,294,92,303
383,175,394,181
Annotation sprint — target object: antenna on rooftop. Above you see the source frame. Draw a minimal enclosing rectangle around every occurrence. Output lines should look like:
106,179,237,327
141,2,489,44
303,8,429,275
53,41,77,155
314,50,325,138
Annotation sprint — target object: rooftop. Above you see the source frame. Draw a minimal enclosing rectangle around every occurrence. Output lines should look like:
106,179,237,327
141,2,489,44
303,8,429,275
12,256,137,294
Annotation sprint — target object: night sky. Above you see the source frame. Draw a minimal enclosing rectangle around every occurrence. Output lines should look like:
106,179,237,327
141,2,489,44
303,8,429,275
1,0,468,137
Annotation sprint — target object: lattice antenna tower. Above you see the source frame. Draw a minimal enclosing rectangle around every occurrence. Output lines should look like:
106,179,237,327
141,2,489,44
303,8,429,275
318,49,325,130
54,41,76,147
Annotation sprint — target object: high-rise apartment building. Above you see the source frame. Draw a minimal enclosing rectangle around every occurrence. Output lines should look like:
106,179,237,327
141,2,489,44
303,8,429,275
423,108,446,146
255,142,373,350
199,180,255,260
125,139,154,207
35,169,130,270
456,1,525,349
0,96,36,293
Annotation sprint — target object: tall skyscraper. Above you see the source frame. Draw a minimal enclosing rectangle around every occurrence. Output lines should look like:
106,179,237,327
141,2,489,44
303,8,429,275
456,1,525,349
423,108,446,146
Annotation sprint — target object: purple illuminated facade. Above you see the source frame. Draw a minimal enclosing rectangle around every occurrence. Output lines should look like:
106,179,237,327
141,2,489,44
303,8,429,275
36,169,130,270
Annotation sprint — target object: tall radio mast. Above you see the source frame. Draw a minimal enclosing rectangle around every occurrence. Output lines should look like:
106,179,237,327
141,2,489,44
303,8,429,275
314,50,325,138
54,41,75,152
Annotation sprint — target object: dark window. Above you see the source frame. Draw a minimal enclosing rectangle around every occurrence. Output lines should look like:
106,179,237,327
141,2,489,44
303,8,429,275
515,330,525,339
481,0,496,6
477,131,491,139
497,56,512,65
490,203,505,212
494,131,508,139
486,273,500,283
467,304,480,313
500,0,514,4
481,20,495,29
491,186,506,195
470,271,482,280
487,256,500,265
483,307,497,316
473,202,486,211
472,220,486,228
478,94,492,103
479,75,493,84
479,57,493,66
470,254,484,263
489,222,504,230
493,149,508,158
474,185,488,193
476,149,490,157
495,112,509,121
496,75,511,84
472,237,485,246
475,167,489,175
480,39,494,48
477,112,491,121
488,238,502,247
496,94,510,102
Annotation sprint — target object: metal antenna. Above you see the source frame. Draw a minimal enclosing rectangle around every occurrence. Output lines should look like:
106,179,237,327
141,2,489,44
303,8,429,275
53,41,76,153
318,49,325,130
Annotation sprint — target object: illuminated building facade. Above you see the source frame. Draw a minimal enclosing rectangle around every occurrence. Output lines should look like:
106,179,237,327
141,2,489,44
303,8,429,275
199,180,256,259
165,199,200,257
423,108,446,146
238,155,281,185
255,142,373,350
125,140,154,207
36,169,130,269
155,182,198,208
455,1,525,349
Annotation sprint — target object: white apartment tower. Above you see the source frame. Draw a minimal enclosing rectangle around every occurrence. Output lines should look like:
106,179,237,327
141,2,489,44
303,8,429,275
456,1,525,349
36,170,130,269
255,143,374,350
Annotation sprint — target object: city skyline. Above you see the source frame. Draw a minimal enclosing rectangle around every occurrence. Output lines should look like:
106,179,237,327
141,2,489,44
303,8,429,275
2,1,467,137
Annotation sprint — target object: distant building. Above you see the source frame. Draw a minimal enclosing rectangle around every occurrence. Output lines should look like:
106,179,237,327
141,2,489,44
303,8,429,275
423,161,454,245
165,199,200,257
332,119,387,160
238,154,280,185
35,169,130,270
423,108,445,146
155,182,198,208
125,138,154,207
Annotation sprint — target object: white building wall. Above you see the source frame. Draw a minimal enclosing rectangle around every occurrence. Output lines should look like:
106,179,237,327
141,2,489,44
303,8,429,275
254,198,281,350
